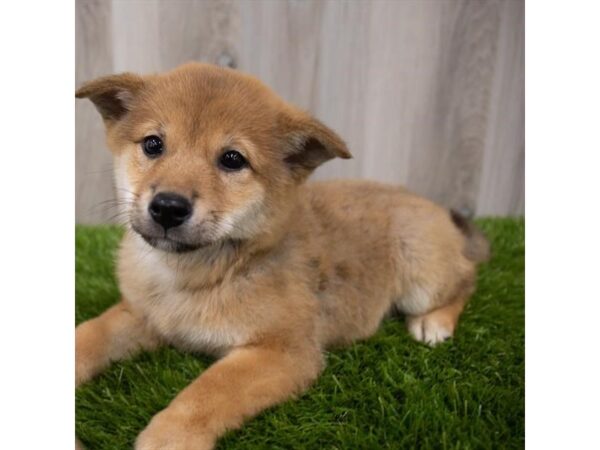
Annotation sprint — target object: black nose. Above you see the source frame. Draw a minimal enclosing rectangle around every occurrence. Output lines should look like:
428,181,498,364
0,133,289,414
148,192,193,230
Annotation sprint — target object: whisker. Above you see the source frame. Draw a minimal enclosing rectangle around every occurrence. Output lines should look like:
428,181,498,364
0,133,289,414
115,187,139,198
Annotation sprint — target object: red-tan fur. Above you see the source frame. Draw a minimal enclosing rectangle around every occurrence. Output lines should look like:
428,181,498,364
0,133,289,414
75,63,489,450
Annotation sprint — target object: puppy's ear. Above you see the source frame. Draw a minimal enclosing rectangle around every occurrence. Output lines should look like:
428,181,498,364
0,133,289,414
75,73,145,124
280,110,352,180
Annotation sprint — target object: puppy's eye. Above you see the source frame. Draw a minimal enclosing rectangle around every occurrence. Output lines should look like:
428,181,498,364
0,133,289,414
219,150,248,171
142,135,164,158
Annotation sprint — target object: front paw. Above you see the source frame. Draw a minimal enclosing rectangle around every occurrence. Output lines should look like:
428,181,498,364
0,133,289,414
135,407,215,450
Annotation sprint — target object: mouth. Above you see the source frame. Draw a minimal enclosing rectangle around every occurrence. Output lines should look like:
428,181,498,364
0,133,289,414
132,225,207,253
141,235,204,253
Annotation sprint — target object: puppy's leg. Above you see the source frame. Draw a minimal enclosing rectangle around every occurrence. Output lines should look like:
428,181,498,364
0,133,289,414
406,296,468,346
76,301,160,386
405,275,476,346
136,344,323,450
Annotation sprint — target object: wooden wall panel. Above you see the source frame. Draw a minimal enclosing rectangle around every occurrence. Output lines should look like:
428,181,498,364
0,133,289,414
75,0,524,223
110,0,161,73
477,0,525,215
156,0,238,70
237,0,372,179
406,0,502,216
75,0,115,224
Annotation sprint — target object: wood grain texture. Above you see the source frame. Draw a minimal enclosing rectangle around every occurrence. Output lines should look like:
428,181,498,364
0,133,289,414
406,0,502,216
477,0,525,215
75,0,524,223
76,0,115,224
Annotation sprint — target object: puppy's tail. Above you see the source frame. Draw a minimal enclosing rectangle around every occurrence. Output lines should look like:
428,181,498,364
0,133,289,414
449,209,491,264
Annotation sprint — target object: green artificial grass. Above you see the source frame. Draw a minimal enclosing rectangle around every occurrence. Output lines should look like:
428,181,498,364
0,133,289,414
76,218,524,449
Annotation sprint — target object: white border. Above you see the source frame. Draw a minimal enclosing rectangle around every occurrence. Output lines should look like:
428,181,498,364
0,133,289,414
527,1,600,448
0,1,74,448
2,0,600,448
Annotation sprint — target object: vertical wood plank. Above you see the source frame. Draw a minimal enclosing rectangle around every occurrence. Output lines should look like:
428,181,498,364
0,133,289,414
236,0,324,109
110,0,238,80
476,0,525,216
157,0,238,69
110,0,161,73
406,0,502,216
75,0,115,224
309,0,373,179
360,0,442,184
237,0,372,179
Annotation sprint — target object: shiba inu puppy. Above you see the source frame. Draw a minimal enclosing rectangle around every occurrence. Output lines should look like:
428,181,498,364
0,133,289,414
75,63,489,450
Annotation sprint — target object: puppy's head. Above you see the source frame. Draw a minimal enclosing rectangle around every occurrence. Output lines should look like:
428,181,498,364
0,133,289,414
76,63,351,253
